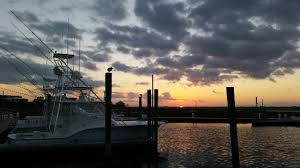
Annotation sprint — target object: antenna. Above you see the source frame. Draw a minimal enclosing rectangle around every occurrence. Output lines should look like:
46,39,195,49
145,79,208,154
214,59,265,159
67,18,69,55
79,39,81,73
152,74,154,108
72,50,75,71
61,32,63,53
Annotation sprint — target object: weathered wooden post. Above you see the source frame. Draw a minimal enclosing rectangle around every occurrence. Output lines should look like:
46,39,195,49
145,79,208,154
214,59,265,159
105,72,112,158
255,97,258,108
226,87,240,168
139,94,142,119
147,89,152,141
154,89,159,154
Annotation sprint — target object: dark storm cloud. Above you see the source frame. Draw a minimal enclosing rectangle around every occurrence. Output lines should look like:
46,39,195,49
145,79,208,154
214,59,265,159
45,36,77,50
114,61,168,75
156,55,206,69
0,34,38,56
112,61,131,72
80,50,110,62
133,66,169,76
83,77,120,88
0,11,102,89
82,61,98,71
14,11,40,23
83,77,106,88
117,46,130,54
185,68,238,85
7,0,300,86
92,53,109,62
183,0,300,80
112,61,182,81
0,55,53,85
90,0,127,21
31,21,83,39
118,0,300,85
94,23,178,58
132,49,152,58
134,0,189,40
162,70,184,81
12,10,82,40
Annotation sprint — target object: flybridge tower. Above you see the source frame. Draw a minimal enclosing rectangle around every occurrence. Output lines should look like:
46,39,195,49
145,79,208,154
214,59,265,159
9,9,106,133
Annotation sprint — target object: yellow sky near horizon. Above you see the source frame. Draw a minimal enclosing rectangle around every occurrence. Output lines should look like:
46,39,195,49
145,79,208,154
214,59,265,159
1,66,300,107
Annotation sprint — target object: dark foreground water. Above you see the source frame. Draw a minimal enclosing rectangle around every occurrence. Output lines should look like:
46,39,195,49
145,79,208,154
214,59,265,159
159,123,300,168
2,123,300,168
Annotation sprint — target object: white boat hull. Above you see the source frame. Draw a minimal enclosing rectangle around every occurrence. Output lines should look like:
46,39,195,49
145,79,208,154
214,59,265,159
8,125,150,145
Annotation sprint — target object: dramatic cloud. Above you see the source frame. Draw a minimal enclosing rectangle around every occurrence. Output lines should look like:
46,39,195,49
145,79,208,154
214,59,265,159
112,61,170,76
94,23,178,59
90,0,127,21
4,0,300,87
182,0,300,81
12,10,83,40
31,21,83,39
0,30,50,58
84,77,104,88
0,54,54,86
80,50,110,62
82,61,98,71
14,11,40,23
117,46,130,54
134,0,189,40
106,0,300,85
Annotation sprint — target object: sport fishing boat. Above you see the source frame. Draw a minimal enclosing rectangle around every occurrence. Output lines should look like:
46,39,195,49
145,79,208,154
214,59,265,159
7,52,152,145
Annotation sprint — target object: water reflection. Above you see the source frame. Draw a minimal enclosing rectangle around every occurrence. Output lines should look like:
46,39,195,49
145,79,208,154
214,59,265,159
159,123,300,168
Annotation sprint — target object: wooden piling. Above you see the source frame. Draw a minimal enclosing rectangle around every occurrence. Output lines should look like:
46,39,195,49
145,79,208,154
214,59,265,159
226,87,240,168
154,89,159,154
255,97,258,108
105,72,112,158
139,95,142,119
147,89,152,141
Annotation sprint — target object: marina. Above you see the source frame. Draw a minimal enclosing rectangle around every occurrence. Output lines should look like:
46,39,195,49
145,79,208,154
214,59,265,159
1,123,300,167
1,1,300,167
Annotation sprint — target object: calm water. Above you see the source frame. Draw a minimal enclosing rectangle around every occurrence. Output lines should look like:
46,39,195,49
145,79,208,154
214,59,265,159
2,123,300,167
158,123,300,168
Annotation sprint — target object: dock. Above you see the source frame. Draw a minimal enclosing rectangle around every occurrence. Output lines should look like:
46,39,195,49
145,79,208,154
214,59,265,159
159,117,253,123
252,118,300,126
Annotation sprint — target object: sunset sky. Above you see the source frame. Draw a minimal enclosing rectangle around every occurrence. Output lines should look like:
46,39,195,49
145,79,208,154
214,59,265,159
1,0,300,107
